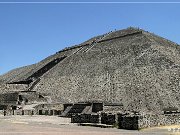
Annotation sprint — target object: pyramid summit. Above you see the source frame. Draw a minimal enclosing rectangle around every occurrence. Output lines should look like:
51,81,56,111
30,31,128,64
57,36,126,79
0,27,180,114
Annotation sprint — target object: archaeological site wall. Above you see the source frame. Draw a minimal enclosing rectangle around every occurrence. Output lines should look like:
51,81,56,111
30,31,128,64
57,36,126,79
119,113,180,130
71,112,180,130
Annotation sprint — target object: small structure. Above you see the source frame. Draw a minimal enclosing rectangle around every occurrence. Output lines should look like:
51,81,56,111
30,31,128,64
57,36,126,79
0,91,61,116
0,92,19,105
34,103,64,115
71,113,100,123
0,92,19,116
61,102,103,117
0,91,47,106
101,113,116,125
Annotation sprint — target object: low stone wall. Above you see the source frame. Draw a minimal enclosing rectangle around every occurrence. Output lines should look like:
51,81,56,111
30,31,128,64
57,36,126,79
101,113,116,125
34,103,64,115
71,114,99,123
138,114,180,129
71,113,116,125
37,109,62,115
118,113,180,130
118,114,139,130
23,110,35,115
0,109,17,116
71,112,180,130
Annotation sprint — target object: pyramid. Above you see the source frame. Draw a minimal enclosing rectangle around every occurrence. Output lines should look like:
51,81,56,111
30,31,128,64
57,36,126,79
1,27,180,113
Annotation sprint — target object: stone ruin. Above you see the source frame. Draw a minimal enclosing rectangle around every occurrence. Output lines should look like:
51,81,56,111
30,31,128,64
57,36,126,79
0,27,180,130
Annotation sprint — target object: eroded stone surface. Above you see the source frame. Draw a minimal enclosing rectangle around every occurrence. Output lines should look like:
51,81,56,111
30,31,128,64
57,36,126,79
0,27,180,113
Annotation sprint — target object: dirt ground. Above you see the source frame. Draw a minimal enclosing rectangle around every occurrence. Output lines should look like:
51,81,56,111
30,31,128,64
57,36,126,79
0,115,179,135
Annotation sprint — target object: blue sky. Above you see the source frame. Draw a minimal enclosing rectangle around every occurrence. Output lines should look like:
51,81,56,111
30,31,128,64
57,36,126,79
0,0,180,75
